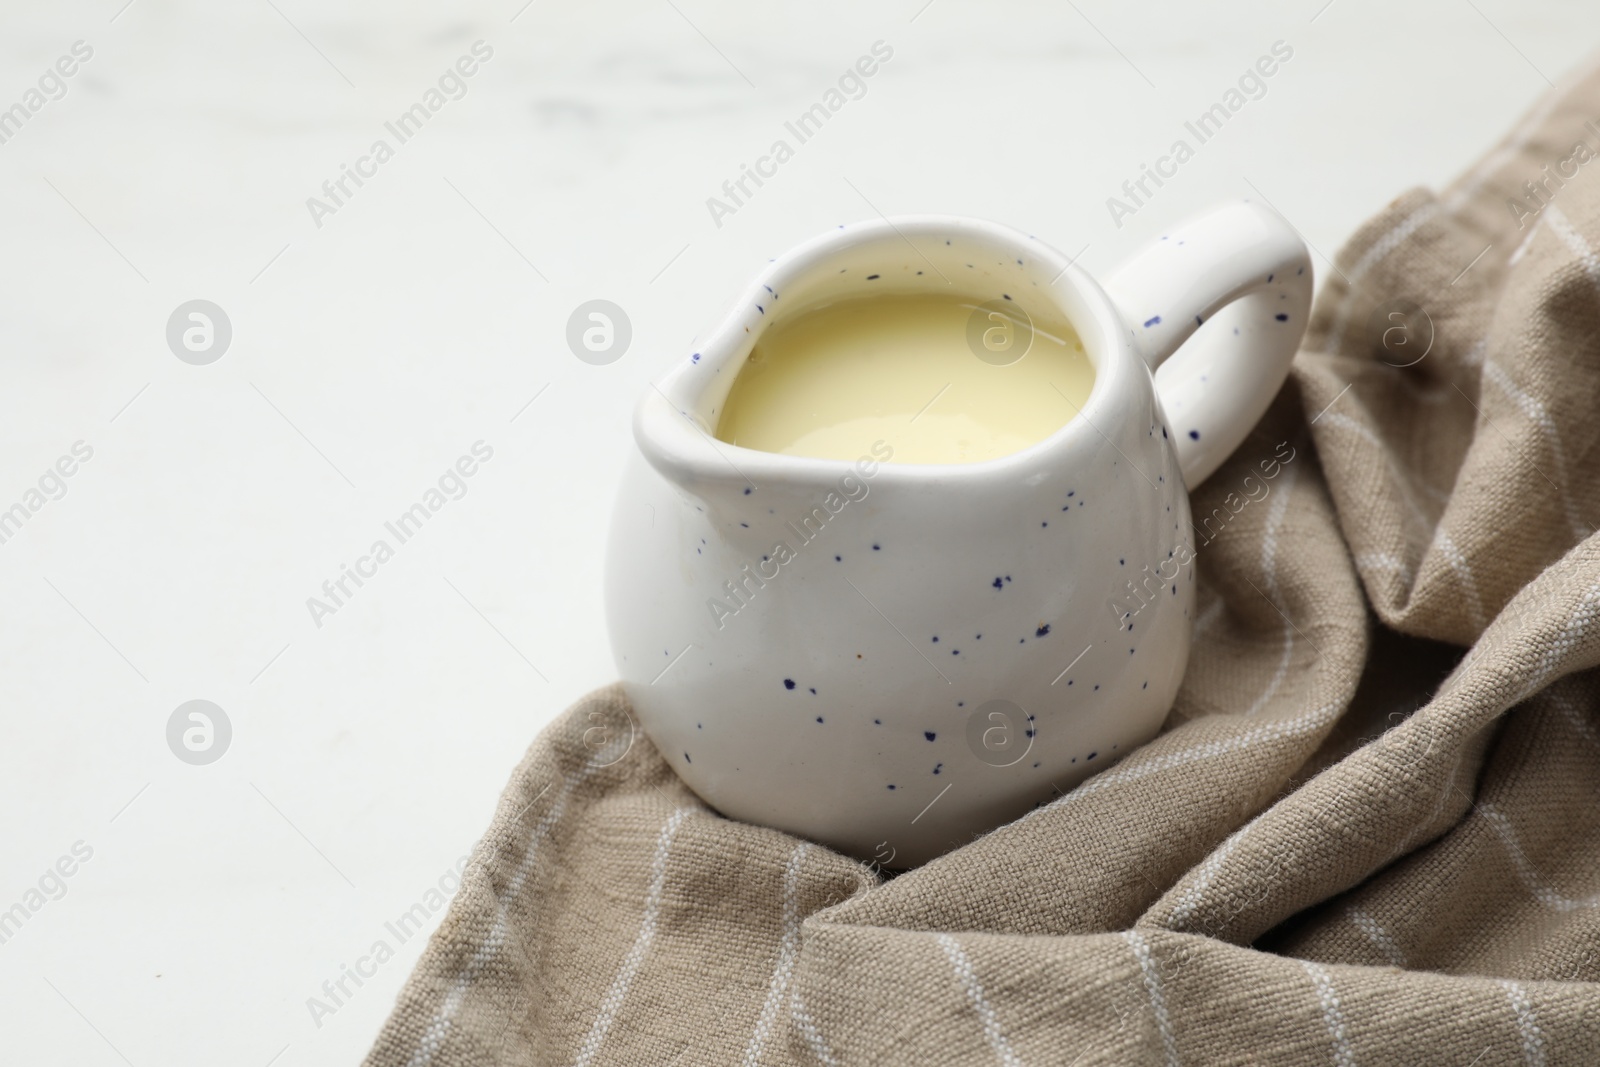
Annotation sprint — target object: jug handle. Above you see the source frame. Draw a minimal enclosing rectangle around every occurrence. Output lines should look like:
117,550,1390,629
1102,200,1313,487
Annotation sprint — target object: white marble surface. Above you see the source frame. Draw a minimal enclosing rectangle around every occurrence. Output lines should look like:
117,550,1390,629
1,1,1595,1063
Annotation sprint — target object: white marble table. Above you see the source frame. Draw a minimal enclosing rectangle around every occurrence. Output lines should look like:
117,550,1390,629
1,1,1594,1063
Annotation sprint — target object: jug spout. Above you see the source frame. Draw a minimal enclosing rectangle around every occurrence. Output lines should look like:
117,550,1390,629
633,372,759,513
635,372,895,534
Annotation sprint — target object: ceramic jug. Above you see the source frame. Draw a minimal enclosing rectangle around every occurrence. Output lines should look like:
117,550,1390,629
605,201,1311,867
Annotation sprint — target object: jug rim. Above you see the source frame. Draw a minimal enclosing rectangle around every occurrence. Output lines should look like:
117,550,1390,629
635,215,1139,488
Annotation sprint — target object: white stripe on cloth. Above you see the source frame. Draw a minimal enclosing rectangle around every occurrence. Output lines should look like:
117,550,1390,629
1501,980,1548,1067
1244,456,1302,719
1549,683,1600,749
1541,204,1600,292
788,989,841,1067
1346,907,1406,968
937,933,1023,1067
1192,596,1228,640
1313,412,1451,539
1355,552,1416,588
1122,929,1180,1067
1317,412,1386,451
1327,202,1445,354
1517,584,1600,702
1317,410,1451,521
1398,375,1461,405
741,842,810,1067
1510,214,1547,267
1388,749,1465,866
1018,700,1345,827
1300,960,1357,1067
1415,477,1453,506
1479,803,1600,913
569,806,697,1067
1433,527,1489,634
1167,824,1251,932
1482,360,1592,541
404,750,620,1067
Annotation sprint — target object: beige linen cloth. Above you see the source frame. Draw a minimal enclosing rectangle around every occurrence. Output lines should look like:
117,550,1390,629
367,69,1600,1066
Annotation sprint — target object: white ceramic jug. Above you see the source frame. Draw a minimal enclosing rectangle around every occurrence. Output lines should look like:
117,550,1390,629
605,201,1311,867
